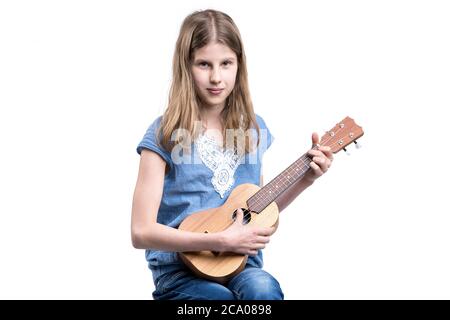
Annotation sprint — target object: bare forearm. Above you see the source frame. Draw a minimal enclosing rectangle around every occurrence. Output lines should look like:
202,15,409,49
274,178,314,212
132,222,224,252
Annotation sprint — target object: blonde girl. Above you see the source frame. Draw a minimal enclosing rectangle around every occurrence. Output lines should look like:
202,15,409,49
132,9,333,300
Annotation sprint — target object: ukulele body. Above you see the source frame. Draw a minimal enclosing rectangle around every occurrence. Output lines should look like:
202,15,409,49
178,183,279,284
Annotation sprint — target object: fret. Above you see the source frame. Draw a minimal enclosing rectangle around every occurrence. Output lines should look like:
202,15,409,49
248,153,312,213
246,116,365,218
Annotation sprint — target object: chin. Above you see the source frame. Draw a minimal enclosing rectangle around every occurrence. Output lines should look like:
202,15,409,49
203,97,226,105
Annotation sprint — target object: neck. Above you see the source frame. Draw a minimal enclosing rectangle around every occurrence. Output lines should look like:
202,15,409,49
200,103,225,127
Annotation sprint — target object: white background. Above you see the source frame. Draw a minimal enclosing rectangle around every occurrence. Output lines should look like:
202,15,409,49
1,0,449,299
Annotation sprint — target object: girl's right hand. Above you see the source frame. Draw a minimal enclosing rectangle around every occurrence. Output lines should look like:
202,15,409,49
219,208,275,256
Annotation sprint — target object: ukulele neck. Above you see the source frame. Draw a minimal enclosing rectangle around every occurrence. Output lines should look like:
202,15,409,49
247,151,313,213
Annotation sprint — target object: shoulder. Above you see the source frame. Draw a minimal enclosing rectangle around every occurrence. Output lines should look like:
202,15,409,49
253,113,274,151
137,115,172,158
254,113,270,130
148,115,164,131
142,115,164,140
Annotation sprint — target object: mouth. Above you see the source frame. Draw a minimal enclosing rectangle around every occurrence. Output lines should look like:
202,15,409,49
207,88,224,95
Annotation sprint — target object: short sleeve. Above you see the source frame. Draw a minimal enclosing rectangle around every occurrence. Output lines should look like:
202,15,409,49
136,116,173,172
255,114,274,154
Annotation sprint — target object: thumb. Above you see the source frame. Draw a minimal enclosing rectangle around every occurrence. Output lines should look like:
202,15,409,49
311,132,320,147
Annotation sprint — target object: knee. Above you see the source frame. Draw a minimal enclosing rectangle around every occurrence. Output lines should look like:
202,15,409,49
234,271,284,300
214,288,236,300
247,276,284,300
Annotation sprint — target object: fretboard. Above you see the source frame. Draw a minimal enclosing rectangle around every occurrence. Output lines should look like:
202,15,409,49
247,153,312,213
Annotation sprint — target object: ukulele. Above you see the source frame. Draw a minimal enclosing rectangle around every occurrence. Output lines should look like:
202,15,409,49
178,116,364,284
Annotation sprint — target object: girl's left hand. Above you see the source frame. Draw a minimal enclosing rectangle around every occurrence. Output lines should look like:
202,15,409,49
304,132,333,183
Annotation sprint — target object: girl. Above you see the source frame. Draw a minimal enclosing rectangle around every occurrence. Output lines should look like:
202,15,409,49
132,9,333,300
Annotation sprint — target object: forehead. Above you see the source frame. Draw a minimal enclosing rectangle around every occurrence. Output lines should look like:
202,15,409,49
193,42,237,61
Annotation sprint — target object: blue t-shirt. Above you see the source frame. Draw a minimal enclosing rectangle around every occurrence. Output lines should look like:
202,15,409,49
136,114,274,273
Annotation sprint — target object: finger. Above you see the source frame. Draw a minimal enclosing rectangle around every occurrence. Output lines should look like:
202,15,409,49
307,149,322,157
319,146,334,161
312,156,329,172
258,227,276,236
248,249,258,256
307,149,329,160
253,243,266,250
310,161,324,176
256,236,270,244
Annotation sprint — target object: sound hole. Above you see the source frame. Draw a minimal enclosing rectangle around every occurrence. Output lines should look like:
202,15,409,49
232,208,252,225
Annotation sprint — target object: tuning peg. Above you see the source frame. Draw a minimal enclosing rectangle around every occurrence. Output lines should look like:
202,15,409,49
354,141,362,149
343,147,351,155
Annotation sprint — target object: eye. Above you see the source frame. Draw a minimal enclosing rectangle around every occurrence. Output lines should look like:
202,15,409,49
199,62,209,67
223,60,233,66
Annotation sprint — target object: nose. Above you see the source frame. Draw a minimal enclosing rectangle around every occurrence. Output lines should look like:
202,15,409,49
210,66,222,84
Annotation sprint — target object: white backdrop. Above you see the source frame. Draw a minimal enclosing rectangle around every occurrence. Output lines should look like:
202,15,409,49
1,0,449,299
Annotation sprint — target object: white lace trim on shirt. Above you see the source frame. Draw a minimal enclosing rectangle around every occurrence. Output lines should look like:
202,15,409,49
194,133,243,198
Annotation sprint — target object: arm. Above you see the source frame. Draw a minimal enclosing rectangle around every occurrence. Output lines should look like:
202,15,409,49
131,149,224,251
274,179,314,212
262,132,334,213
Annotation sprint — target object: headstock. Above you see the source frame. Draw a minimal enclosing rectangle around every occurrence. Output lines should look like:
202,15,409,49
319,117,364,154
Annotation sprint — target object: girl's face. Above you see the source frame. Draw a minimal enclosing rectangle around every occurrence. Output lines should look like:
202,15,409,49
191,42,238,111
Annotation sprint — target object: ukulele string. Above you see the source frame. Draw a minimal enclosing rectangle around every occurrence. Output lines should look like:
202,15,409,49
244,125,347,219
218,124,349,232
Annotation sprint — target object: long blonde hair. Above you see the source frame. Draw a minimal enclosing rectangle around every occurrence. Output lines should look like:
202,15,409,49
158,9,260,154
